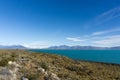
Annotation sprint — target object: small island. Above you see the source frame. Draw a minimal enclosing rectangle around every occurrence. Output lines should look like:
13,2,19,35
0,50,120,80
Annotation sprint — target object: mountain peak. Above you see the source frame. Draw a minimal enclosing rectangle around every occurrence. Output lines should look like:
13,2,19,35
0,45,26,49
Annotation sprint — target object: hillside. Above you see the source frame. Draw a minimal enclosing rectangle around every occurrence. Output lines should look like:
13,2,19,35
0,50,120,80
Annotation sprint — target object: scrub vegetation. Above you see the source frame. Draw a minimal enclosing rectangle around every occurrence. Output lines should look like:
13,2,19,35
0,50,120,80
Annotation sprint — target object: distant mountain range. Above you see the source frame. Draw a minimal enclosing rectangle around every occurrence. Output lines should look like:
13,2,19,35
0,45,120,50
0,45,26,49
48,45,120,50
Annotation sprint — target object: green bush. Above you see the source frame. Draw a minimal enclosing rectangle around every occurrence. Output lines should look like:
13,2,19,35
10,53,18,61
25,73,39,80
39,62,49,71
0,58,9,67
0,54,17,67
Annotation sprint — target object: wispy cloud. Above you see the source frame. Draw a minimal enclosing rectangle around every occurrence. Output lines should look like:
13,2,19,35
66,7,120,47
94,6,120,25
66,28,120,46
66,37,84,42
93,35,120,47
84,6,120,28
92,28,120,36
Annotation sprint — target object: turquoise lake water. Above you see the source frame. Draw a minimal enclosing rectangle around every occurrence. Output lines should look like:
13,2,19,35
29,49,120,64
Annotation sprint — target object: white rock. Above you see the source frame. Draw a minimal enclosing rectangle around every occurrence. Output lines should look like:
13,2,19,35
8,61,21,68
38,67,45,73
8,61,13,65
22,77,29,80
44,71,48,75
51,73,60,80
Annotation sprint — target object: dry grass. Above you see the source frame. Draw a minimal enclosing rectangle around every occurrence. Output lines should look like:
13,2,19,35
0,49,120,80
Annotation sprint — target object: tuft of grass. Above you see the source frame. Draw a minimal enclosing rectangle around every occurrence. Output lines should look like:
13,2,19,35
38,62,49,71
0,57,15,67
0,58,9,67
24,73,40,80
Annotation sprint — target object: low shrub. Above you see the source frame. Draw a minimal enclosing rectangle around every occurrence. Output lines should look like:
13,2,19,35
39,62,49,71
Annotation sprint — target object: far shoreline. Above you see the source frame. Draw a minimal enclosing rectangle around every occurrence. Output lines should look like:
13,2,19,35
28,49,120,66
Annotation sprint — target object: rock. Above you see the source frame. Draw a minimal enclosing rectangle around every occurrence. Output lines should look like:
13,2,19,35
8,61,21,68
44,71,48,75
50,73,60,80
19,57,29,62
38,67,45,73
44,73,60,80
0,68,13,80
8,61,13,65
0,61,22,80
21,77,29,80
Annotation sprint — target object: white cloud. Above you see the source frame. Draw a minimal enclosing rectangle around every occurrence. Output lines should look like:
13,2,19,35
0,42,21,46
22,41,50,49
66,37,84,42
92,28,120,36
66,34,120,47
92,35,120,47
0,41,50,49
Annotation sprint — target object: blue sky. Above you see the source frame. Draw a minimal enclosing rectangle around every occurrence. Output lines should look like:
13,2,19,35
0,0,120,48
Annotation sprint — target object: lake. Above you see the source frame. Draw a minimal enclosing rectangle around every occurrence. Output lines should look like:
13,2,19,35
29,49,120,64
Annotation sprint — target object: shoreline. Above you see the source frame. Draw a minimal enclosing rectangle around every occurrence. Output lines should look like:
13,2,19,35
28,49,120,65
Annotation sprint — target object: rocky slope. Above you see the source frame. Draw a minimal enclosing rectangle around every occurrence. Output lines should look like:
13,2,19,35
0,50,120,80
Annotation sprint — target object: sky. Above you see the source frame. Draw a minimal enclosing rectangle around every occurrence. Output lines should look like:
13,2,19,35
0,0,120,48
